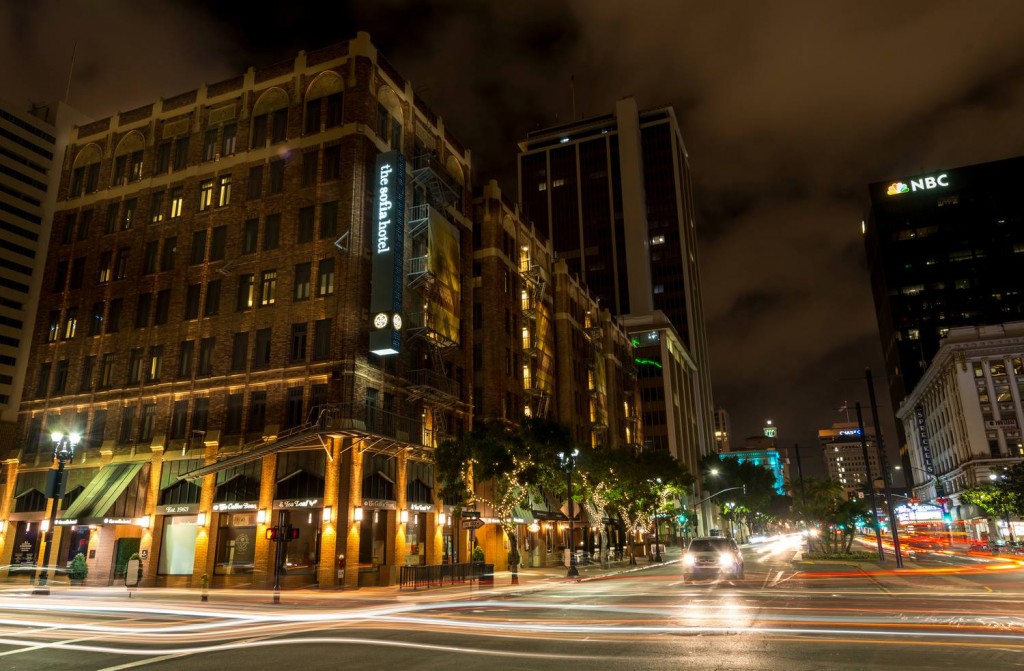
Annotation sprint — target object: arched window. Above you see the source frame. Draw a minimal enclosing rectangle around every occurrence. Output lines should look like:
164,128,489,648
111,132,145,186
251,88,290,147
376,85,403,150
69,144,103,197
303,71,345,135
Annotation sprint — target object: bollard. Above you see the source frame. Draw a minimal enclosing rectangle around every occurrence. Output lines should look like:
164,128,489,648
201,573,209,602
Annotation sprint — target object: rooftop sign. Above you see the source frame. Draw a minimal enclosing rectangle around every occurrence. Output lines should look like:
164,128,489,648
887,173,949,196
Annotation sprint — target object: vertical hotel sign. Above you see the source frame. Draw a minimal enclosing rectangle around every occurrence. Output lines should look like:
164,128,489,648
913,404,943,495
369,150,406,356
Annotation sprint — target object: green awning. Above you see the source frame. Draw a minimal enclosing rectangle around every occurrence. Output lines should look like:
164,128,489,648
61,462,145,522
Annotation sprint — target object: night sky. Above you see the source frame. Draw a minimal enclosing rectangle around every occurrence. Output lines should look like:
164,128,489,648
5,1,1024,475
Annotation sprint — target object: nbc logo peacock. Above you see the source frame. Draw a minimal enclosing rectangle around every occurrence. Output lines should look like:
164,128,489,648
887,173,949,196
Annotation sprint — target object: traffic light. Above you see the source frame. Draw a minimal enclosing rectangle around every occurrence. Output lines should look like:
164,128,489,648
742,485,747,495
942,512,953,525
287,526,300,540
266,525,300,541
266,527,280,541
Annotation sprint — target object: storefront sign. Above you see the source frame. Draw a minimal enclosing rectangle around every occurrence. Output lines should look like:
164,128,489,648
985,419,1018,429
212,502,258,512
102,518,135,525
409,503,434,512
369,150,406,357
362,499,397,510
160,504,199,515
274,498,320,509
55,519,79,526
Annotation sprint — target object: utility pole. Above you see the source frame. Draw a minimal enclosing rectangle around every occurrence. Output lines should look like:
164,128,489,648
865,368,903,568
856,402,885,561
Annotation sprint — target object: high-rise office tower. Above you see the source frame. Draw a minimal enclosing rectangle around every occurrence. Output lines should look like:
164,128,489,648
0,99,88,433
819,422,880,501
865,157,1024,482
517,98,715,469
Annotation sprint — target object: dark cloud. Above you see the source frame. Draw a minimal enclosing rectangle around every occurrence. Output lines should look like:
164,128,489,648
4,0,1024,462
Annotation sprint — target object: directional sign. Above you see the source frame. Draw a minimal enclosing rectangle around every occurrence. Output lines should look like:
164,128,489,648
461,519,484,530
461,511,481,519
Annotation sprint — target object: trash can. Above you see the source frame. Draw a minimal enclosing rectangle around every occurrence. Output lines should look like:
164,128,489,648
479,563,494,587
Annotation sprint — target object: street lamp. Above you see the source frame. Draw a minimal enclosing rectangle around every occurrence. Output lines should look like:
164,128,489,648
557,449,580,578
989,471,1016,544
33,430,81,595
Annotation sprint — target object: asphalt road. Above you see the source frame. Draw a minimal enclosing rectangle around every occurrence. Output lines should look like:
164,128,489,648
1,537,1023,670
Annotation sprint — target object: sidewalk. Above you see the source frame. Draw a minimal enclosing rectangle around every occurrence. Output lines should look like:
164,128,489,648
0,549,683,608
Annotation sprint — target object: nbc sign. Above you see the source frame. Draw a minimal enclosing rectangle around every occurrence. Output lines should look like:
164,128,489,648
887,173,949,196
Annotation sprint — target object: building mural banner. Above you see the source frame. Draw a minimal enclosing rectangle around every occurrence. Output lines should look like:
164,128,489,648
427,207,461,344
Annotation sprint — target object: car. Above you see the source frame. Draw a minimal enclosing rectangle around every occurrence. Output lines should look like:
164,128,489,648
682,537,744,581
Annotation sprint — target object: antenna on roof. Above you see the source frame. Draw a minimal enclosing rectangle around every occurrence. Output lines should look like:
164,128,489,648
64,41,77,104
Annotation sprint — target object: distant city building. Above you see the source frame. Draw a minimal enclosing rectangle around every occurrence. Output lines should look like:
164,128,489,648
713,406,732,453
897,322,1024,542
818,421,880,501
0,99,88,430
865,157,1024,483
719,420,788,496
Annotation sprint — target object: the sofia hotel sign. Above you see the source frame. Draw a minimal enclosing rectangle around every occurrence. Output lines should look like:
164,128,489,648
369,150,406,356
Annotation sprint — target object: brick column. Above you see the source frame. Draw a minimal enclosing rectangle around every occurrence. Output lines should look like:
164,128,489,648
430,485,443,565
393,452,408,576
344,440,363,588
191,436,219,587
0,459,20,577
140,444,164,584
316,437,342,589
256,453,277,588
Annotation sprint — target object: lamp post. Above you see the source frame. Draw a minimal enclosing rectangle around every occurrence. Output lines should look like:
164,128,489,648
33,430,80,596
558,449,580,578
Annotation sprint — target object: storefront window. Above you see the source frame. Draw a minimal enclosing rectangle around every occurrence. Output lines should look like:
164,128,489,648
280,508,321,575
10,521,40,574
405,512,427,565
62,526,90,565
158,515,198,575
214,512,256,574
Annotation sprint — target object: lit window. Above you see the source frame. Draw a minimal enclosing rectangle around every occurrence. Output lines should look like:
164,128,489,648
907,328,919,340
169,187,183,219
217,175,232,207
651,235,665,245
198,180,213,211
552,178,566,188
537,183,547,192
653,284,665,294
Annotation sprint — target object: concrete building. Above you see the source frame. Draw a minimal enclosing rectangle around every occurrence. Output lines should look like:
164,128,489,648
4,33,476,589
713,406,732,453
0,100,89,431
818,422,880,501
897,322,1024,542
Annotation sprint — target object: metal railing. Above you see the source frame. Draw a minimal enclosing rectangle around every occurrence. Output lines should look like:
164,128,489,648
398,561,492,590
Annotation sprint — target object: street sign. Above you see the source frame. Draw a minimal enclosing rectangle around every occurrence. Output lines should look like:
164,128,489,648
461,519,484,530
461,511,481,519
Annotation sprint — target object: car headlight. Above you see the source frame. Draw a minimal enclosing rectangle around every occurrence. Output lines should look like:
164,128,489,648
683,553,695,566
718,553,735,567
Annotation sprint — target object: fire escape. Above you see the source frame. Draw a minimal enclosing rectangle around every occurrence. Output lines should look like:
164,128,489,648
404,152,466,447
520,250,551,419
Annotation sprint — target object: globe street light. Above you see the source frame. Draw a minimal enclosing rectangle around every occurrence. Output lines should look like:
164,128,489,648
33,430,81,595
558,449,580,578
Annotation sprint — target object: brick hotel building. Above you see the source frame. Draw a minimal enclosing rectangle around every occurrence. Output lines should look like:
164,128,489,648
0,33,646,588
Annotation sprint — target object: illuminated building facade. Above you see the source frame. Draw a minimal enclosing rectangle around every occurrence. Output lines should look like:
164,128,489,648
713,406,732,453
865,157,1024,483
897,322,1024,541
818,422,880,501
2,33,475,588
